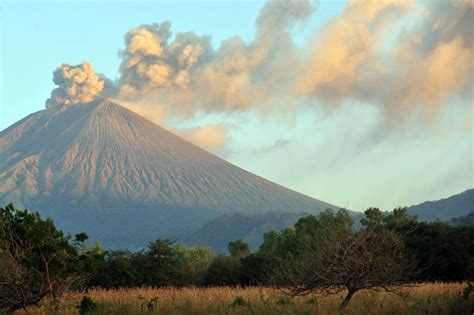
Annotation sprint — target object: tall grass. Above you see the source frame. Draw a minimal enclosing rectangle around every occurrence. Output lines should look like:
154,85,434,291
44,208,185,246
19,282,474,315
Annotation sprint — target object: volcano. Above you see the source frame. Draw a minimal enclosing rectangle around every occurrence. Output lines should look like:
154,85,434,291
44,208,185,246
0,99,336,248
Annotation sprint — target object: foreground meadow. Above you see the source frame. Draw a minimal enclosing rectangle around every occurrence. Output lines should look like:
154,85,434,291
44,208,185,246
19,282,474,315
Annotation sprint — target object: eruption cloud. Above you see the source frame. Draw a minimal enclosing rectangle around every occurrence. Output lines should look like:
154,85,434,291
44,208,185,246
44,0,473,148
46,62,106,108
116,0,314,115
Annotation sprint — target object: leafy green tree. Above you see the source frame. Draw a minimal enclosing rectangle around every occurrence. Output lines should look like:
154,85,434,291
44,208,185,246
295,208,353,246
133,239,179,287
239,252,279,285
228,239,250,257
74,239,105,279
363,207,474,282
360,207,384,230
0,204,89,313
378,207,418,237
402,221,474,281
295,208,353,236
261,228,300,258
259,230,280,253
259,209,353,259
203,255,241,286
174,245,215,286
88,250,140,288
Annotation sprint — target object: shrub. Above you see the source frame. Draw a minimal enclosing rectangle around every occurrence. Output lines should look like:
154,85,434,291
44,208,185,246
230,296,247,307
78,295,97,314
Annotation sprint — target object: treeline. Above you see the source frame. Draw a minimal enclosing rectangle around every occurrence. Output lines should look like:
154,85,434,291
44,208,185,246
1,204,473,312
90,208,474,288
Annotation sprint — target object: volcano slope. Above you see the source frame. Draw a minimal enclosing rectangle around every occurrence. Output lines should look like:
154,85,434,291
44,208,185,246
0,99,337,248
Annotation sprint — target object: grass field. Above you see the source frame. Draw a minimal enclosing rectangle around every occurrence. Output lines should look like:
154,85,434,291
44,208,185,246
19,282,474,315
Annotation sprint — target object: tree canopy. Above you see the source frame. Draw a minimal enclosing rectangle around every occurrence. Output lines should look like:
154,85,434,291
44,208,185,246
0,204,94,313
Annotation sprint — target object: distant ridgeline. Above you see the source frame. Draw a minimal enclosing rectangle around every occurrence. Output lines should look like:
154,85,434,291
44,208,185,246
407,189,474,222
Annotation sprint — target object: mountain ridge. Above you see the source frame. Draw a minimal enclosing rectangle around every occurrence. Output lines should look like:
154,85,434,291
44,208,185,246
407,188,474,221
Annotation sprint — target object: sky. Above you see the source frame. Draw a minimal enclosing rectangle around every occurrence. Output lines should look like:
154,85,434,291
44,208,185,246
1,0,473,211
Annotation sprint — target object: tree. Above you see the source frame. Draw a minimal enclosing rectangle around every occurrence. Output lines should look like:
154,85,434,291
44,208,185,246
367,207,474,282
360,207,384,229
203,255,241,286
260,228,300,259
228,239,250,257
270,209,415,311
239,252,279,285
133,239,179,287
0,204,88,314
402,221,474,281
174,245,215,286
88,250,140,289
259,209,353,259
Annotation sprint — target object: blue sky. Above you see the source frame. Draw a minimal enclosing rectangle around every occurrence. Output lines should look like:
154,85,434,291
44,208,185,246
1,0,472,211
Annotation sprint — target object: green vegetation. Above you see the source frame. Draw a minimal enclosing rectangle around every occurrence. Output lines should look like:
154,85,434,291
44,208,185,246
1,203,473,313
77,296,97,315
0,204,100,313
268,209,416,310
183,212,305,252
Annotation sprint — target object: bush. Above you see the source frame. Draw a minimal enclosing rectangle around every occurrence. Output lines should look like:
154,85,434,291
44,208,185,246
230,296,247,307
204,255,241,286
78,295,97,314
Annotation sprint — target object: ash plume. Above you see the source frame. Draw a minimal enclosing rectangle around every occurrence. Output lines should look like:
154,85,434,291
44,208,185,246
116,0,314,115
46,62,106,108
44,0,473,149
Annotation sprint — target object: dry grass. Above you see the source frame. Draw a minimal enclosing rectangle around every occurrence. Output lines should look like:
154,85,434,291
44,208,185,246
19,282,474,315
